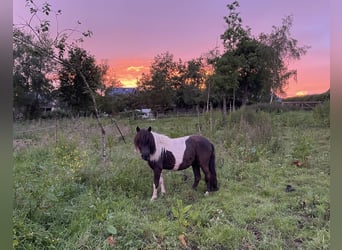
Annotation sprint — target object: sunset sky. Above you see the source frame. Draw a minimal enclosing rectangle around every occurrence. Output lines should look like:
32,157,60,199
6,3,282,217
13,0,330,97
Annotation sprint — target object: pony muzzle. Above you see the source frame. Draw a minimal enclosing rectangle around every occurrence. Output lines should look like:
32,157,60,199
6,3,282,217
141,154,150,161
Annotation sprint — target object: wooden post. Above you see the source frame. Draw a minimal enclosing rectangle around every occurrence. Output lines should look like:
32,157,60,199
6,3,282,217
112,118,126,144
196,105,201,134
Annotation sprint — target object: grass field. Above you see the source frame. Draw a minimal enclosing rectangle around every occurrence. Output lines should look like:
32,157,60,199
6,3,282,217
13,108,330,249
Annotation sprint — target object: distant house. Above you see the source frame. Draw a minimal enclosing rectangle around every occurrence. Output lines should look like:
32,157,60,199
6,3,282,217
135,108,154,119
107,87,136,96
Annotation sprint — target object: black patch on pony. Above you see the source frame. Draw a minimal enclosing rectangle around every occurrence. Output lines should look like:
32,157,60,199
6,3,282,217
161,149,176,170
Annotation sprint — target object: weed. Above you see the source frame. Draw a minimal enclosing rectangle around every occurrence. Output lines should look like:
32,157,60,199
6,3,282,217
171,199,192,234
313,101,330,127
292,133,313,166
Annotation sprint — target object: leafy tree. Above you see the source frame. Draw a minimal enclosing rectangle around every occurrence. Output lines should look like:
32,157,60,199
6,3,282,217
137,52,207,112
13,0,108,162
258,15,309,102
208,1,250,123
13,28,54,119
234,38,273,105
175,58,207,109
209,50,240,123
210,0,309,120
58,47,106,115
136,52,178,112
220,1,251,51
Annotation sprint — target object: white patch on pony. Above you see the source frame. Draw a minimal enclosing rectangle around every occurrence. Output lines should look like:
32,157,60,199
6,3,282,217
151,184,158,201
204,191,209,196
150,132,189,170
150,173,166,201
160,172,166,194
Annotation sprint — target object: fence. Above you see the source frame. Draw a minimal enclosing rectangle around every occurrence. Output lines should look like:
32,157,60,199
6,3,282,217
281,101,322,110
13,117,130,151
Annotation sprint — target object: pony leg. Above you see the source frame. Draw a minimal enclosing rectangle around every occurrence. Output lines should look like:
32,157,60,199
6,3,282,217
151,169,162,201
191,164,201,190
151,184,158,201
200,165,212,195
160,172,166,194
208,148,218,191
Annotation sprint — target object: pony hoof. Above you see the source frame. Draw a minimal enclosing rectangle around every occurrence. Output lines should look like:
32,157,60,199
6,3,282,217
150,196,157,201
204,191,209,196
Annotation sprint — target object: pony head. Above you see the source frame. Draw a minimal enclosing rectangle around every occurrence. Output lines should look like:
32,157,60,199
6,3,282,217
134,126,156,161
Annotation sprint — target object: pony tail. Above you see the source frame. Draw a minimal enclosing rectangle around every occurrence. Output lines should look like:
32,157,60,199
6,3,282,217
209,143,218,191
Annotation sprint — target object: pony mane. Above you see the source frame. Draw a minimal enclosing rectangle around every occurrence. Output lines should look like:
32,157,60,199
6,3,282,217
134,128,156,154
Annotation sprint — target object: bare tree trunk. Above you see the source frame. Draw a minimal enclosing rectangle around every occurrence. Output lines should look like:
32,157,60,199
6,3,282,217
222,95,227,126
206,82,211,112
79,72,107,163
111,118,126,143
242,84,249,106
270,89,274,104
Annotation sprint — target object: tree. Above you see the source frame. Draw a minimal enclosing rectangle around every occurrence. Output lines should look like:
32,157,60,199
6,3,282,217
208,1,250,123
210,51,240,123
220,1,251,51
175,58,207,109
136,52,178,113
258,15,309,102
58,47,106,115
210,0,309,117
137,52,207,112
234,38,274,105
13,1,108,162
13,28,55,119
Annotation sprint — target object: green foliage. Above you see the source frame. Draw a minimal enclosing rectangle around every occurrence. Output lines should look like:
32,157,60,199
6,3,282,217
225,107,273,160
58,47,107,115
209,1,309,111
13,28,54,120
136,52,208,112
313,101,330,127
171,199,192,233
13,110,329,249
292,133,313,166
14,0,96,120
272,110,318,128
285,89,330,102
106,225,117,235
52,138,89,177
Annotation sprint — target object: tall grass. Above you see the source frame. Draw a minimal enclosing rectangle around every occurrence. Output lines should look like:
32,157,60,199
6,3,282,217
13,109,330,249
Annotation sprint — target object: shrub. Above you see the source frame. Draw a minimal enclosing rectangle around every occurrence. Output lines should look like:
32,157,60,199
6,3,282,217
292,133,313,166
313,101,330,127
227,106,272,147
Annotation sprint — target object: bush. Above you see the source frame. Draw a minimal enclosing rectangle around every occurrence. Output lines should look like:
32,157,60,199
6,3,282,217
220,106,274,163
250,102,296,113
292,133,313,166
313,101,330,127
228,106,272,146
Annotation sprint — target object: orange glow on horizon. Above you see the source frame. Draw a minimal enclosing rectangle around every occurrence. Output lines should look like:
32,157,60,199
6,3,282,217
295,91,308,97
105,56,329,97
104,58,152,88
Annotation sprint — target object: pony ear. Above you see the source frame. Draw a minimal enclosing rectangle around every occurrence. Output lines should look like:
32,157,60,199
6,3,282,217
136,126,140,132
148,126,152,132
